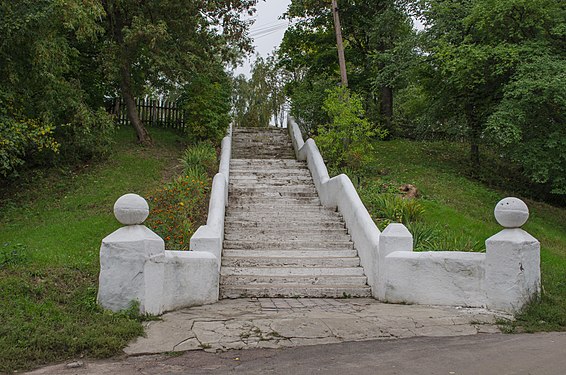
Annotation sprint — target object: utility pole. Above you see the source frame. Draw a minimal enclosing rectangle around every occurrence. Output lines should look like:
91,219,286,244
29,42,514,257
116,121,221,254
331,0,348,87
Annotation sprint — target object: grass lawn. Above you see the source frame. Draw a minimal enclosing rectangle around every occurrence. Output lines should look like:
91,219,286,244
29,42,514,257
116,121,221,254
358,140,566,332
0,127,186,372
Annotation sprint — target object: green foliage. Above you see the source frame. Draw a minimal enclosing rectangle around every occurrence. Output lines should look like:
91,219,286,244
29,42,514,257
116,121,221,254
0,0,115,175
0,127,185,372
0,110,59,177
146,141,216,250
180,69,232,144
281,0,416,132
315,87,387,171
179,142,218,177
415,0,566,193
232,56,288,128
361,192,424,227
485,55,566,194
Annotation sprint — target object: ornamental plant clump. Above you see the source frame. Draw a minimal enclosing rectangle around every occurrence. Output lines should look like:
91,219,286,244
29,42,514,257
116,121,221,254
145,172,211,251
146,141,217,250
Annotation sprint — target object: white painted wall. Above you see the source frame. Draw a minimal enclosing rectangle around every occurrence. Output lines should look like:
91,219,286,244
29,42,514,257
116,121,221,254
288,118,381,295
288,117,541,313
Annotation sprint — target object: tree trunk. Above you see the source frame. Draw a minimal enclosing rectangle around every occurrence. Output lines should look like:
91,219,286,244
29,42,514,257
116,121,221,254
380,86,393,130
119,63,152,145
466,103,480,171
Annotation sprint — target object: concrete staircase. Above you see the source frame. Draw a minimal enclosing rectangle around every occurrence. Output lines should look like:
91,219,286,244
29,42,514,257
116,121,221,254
220,127,371,298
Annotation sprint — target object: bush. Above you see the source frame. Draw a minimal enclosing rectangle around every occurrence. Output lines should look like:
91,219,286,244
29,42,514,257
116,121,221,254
146,142,217,250
180,70,232,144
0,112,59,177
145,175,210,250
179,142,217,176
362,193,424,227
315,86,387,172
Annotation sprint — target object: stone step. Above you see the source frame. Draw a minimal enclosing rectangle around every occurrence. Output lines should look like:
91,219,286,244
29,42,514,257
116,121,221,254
228,197,321,206
223,240,354,250
224,227,348,236
230,184,316,191
230,159,305,166
220,275,368,286
226,203,331,211
225,221,345,230
221,266,365,277
220,285,372,299
225,209,340,219
232,153,295,158
232,155,295,160
221,256,360,268
230,171,312,177
224,232,350,242
222,249,357,258
230,176,313,183
229,192,319,200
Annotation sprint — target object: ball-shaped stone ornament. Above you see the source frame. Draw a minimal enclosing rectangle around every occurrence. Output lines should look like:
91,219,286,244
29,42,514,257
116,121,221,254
114,193,149,225
494,197,529,228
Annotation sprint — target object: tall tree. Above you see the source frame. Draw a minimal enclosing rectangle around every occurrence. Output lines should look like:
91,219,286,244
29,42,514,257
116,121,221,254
280,0,415,132
99,0,258,144
416,0,566,191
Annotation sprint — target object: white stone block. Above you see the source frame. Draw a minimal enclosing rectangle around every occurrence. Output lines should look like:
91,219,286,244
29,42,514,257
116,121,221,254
113,194,149,225
485,228,540,313
384,251,487,307
157,251,219,311
97,225,165,314
377,223,413,300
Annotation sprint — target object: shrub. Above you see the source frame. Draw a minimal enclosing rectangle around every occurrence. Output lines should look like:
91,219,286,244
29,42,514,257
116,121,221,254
315,86,388,172
364,193,424,226
180,142,217,176
0,114,59,177
145,175,210,250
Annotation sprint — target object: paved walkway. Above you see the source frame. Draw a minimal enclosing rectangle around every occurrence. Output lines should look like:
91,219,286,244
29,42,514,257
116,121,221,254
124,298,504,354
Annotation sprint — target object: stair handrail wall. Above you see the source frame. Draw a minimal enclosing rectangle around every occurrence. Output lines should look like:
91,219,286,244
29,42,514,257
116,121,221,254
190,123,232,262
288,117,381,294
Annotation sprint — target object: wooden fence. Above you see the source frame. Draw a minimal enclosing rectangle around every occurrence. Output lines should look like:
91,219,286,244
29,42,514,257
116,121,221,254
110,97,186,131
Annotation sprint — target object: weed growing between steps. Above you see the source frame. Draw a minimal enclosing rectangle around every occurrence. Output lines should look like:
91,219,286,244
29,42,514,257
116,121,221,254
0,127,186,372
146,141,217,250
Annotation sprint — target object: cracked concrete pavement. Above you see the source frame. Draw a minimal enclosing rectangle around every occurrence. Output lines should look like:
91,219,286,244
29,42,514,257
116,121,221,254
28,298,565,375
122,298,504,355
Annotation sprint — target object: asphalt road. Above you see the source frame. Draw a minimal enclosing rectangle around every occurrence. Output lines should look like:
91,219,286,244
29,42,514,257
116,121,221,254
28,332,566,375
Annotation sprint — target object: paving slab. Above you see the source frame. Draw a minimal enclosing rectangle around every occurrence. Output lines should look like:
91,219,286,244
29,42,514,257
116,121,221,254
123,298,506,356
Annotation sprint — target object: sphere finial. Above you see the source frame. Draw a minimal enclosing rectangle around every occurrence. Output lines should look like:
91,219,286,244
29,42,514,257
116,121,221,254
494,197,529,228
113,194,149,225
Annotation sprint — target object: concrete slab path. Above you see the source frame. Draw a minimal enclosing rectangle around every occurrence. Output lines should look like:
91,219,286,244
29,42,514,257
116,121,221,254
123,298,504,355
26,299,566,375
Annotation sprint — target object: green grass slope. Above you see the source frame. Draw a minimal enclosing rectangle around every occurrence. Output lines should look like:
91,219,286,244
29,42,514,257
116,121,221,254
358,140,566,332
0,127,186,372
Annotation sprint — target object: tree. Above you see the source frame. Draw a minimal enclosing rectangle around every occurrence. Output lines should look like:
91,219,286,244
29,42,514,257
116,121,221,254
232,55,288,128
99,0,258,144
280,0,415,132
0,0,115,176
416,0,566,192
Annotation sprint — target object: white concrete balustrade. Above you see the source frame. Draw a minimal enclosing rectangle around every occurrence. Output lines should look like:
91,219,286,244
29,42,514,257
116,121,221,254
288,117,540,313
97,126,233,314
98,118,540,315
97,194,219,315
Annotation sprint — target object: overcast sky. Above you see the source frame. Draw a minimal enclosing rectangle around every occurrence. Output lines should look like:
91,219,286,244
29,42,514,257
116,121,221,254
233,0,292,77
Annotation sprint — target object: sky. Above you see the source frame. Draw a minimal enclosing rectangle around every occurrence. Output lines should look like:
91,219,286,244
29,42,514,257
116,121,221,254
233,0,292,78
